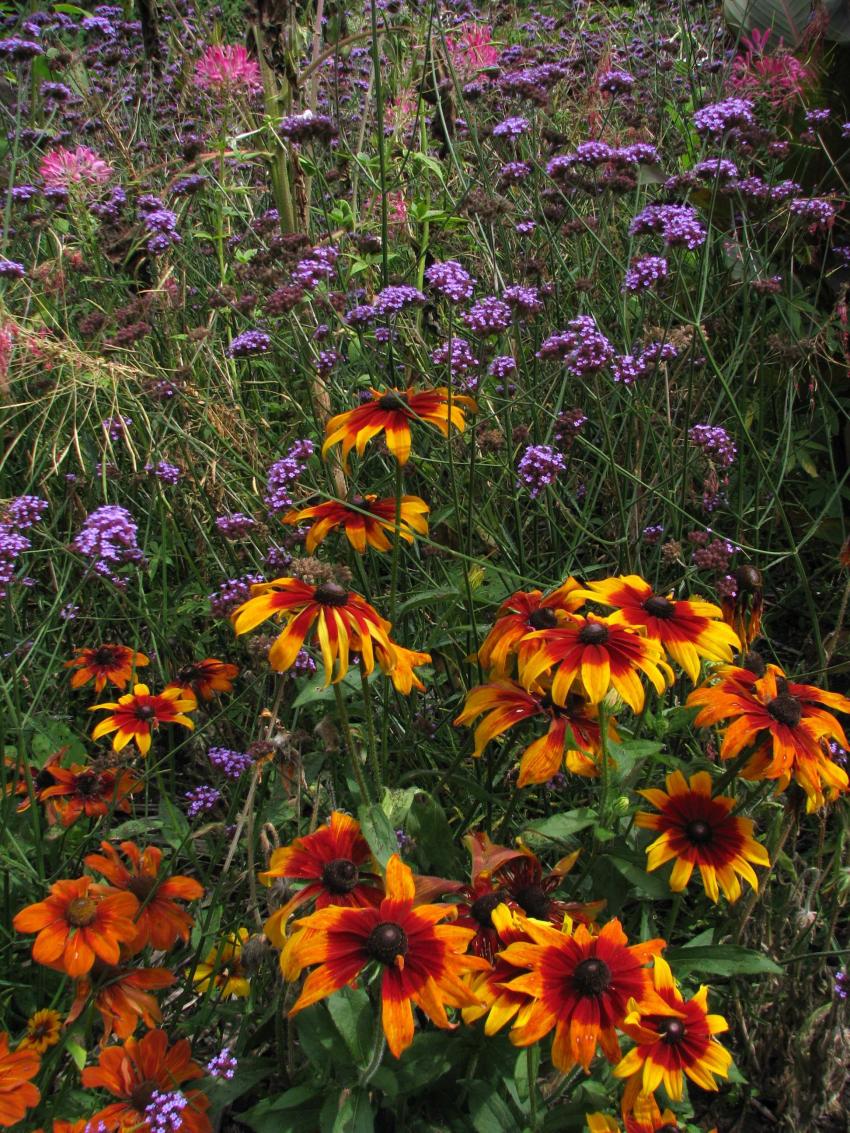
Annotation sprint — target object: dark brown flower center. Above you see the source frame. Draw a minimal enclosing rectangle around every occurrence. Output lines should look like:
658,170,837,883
578,622,609,646
67,896,98,927
366,921,408,965
321,858,360,894
130,1080,159,1112
742,651,765,677
470,890,505,927
515,884,550,919
127,875,157,901
313,581,349,607
658,1017,687,1044
643,595,675,619
767,693,802,728
177,663,204,683
74,772,99,797
376,391,408,412
571,957,612,997
734,565,762,593
35,767,56,791
92,646,122,667
135,704,157,721
685,819,713,845
528,608,558,630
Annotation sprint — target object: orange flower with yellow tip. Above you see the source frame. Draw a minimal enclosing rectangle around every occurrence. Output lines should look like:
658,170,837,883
720,564,763,648
577,575,740,683
461,903,536,1035
193,928,251,999
322,386,476,468
476,580,584,677
453,678,618,786
636,770,769,902
519,613,673,713
18,1009,62,1053
13,877,139,978
67,964,175,1040
687,666,850,811
164,658,239,703
64,643,149,692
586,1097,703,1133
0,1033,40,1127
284,494,430,553
89,684,195,756
498,916,666,1073
614,956,732,1108
284,855,486,1059
377,641,431,694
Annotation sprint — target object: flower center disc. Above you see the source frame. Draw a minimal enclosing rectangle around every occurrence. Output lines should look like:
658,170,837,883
767,693,802,728
658,1017,687,1044
313,581,349,607
642,595,675,619
528,608,558,630
742,651,765,677
685,819,713,845
470,890,505,927
321,858,360,894
571,957,612,997
127,875,157,901
130,1080,159,1112
514,884,550,919
67,896,98,927
734,565,762,592
366,921,408,965
74,772,99,797
376,392,408,412
656,1126,682,1133
92,646,121,666
135,704,157,721
578,622,609,646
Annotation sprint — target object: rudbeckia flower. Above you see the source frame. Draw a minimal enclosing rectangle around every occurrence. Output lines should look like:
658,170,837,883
193,929,251,999
84,841,204,952
494,842,605,928
454,678,618,786
498,916,665,1072
614,956,732,1106
81,1029,210,1133
18,1009,62,1053
720,564,763,648
577,575,740,683
13,877,139,978
0,1033,40,1128
586,1096,702,1132
283,855,486,1058
688,666,850,810
519,613,673,712
376,641,431,694
38,764,141,827
67,964,175,1040
461,903,536,1034
164,658,239,703
322,386,476,468
636,770,769,902
89,684,196,756
284,494,430,553
449,834,526,963
64,644,149,692
476,580,584,677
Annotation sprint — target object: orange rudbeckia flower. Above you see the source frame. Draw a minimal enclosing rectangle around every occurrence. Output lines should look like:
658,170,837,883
636,770,769,902
13,877,139,978
0,1033,40,1128
164,658,239,703
18,1009,62,1054
284,494,430,553
67,964,175,1040
454,678,618,786
283,855,486,1058
461,903,535,1034
587,1097,704,1133
498,916,665,1073
578,575,740,683
519,613,673,712
614,956,732,1107
89,683,196,756
64,644,149,692
84,841,204,953
81,1029,210,1133
322,386,476,467
494,842,605,928
39,764,141,827
476,580,584,677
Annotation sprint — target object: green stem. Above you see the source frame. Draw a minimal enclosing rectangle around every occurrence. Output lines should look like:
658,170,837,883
359,666,383,796
334,682,371,804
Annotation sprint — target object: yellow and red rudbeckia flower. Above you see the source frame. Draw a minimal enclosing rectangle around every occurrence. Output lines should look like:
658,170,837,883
18,1009,62,1054
498,916,666,1073
13,877,139,978
614,956,732,1107
37,764,141,827
232,577,396,685
720,564,763,648
322,386,476,468
454,679,618,786
64,644,149,693
577,575,740,683
586,1097,705,1133
462,903,536,1034
164,658,239,704
84,841,204,953
81,1029,210,1133
519,614,673,713
476,580,584,677
89,684,196,757
376,640,431,694
687,667,850,811
260,811,383,947
636,770,769,902
193,928,251,999
493,843,605,928
284,494,430,553
67,964,175,1041
283,855,486,1058
0,1033,40,1127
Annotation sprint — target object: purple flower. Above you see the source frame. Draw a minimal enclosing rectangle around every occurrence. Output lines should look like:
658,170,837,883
209,573,264,618
293,649,317,676
789,197,837,228
292,248,338,290
693,98,755,135
265,544,293,570
629,204,706,249
623,255,668,293
279,111,337,142
72,505,144,584
0,526,30,600
0,37,44,61
536,316,614,376
598,69,634,93
502,284,542,315
463,296,512,335
172,174,208,196
0,259,26,279
208,747,253,779
373,285,426,316
207,1048,238,1080
835,970,849,1001
229,329,271,357
3,496,48,530
144,1090,188,1133
431,337,478,380
515,220,536,234
693,158,739,181
689,424,737,468
643,524,664,544
216,513,257,539
60,602,80,621
185,785,221,818
265,439,314,515
499,161,531,183
425,260,475,303
345,304,376,327
489,355,517,379
146,461,182,485
493,115,530,137
517,444,565,498
101,415,132,441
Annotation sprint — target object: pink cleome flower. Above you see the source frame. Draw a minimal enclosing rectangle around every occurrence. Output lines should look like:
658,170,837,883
39,145,113,189
195,44,262,93
446,22,499,77
728,28,812,112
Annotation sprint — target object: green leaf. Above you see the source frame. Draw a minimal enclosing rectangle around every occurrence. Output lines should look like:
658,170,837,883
158,795,190,850
666,944,782,977
292,667,362,708
468,1082,519,1133
332,1088,374,1133
608,855,672,899
208,1059,277,1113
240,1087,325,1133
406,793,462,875
723,0,815,46
522,809,598,843
326,985,374,1066
66,1039,87,1071
380,786,418,827
293,1003,354,1071
357,803,399,867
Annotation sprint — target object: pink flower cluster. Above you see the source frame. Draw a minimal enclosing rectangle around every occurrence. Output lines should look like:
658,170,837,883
195,44,262,94
39,146,113,189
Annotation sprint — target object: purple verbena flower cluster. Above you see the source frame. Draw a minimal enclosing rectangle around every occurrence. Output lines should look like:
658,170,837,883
536,316,614,376
463,296,512,335
207,1048,238,1080
688,424,737,468
693,98,755,135
144,1090,188,1133
373,284,426,316
185,785,221,818
208,573,264,618
517,444,565,498
264,439,314,515
72,505,144,585
3,495,48,529
629,204,706,249
228,329,271,357
215,513,257,539
622,255,668,293
424,260,475,303
208,747,253,779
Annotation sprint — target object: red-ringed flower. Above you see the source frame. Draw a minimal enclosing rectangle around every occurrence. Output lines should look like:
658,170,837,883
519,613,673,713
164,658,239,703
720,564,763,648
36,763,141,827
0,1033,40,1128
461,903,536,1034
476,580,584,677
67,964,175,1041
89,684,196,756
450,832,526,963
577,575,740,683
260,811,383,948
687,666,850,811
454,678,618,786
636,770,769,902
498,916,666,1072
193,929,251,999
64,644,149,692
283,494,430,553
614,956,732,1107
494,843,605,929
18,1009,62,1054
322,386,476,468
283,854,486,1059
586,1098,707,1133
